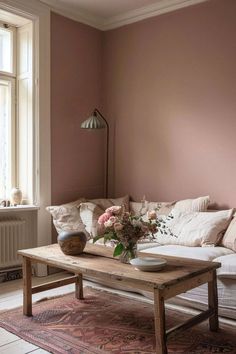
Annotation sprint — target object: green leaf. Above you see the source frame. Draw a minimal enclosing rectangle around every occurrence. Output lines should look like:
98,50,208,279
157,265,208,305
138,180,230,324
113,243,124,257
104,232,115,242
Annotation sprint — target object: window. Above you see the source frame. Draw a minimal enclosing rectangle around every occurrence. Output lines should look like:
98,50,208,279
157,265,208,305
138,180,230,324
0,1,51,271
0,24,16,200
0,21,33,204
0,78,15,199
0,26,14,73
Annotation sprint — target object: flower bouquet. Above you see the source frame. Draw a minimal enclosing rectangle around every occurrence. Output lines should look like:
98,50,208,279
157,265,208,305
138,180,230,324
93,205,158,263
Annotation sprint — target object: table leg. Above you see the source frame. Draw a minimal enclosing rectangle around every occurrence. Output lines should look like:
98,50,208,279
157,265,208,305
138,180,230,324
208,270,219,331
154,288,167,354
75,273,84,299
22,257,32,316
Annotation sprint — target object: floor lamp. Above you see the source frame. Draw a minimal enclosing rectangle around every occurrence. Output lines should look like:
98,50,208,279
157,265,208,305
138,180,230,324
81,109,109,198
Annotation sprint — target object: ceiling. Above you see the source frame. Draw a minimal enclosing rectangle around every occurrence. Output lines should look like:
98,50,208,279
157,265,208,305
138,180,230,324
39,0,208,30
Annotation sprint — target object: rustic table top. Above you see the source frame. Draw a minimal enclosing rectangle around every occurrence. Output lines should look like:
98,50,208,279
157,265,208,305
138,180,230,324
18,243,221,291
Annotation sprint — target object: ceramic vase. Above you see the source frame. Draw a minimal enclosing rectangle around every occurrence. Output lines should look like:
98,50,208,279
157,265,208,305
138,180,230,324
10,188,22,206
58,230,87,255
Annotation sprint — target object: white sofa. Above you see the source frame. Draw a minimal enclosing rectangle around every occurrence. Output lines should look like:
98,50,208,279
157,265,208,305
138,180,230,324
47,195,236,320
138,245,236,320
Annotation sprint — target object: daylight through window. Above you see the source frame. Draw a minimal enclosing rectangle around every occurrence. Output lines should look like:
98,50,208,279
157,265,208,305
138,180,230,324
0,21,33,204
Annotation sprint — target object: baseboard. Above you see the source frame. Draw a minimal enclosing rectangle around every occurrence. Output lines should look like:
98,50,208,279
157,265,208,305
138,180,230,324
0,267,22,282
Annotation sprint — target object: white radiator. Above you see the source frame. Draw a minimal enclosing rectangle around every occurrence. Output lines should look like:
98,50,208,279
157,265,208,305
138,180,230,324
0,219,26,269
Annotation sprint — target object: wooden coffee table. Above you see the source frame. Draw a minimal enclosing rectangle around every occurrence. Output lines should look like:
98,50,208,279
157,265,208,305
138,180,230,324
18,243,221,354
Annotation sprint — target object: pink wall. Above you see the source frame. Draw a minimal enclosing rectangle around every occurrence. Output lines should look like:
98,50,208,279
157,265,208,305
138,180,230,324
102,0,236,208
51,0,236,211
51,13,104,205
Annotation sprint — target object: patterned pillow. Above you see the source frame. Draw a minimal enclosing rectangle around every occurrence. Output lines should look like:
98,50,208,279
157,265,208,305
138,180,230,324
79,202,105,238
46,198,89,238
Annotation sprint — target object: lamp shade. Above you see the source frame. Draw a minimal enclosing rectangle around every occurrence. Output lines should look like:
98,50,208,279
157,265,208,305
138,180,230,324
81,114,105,129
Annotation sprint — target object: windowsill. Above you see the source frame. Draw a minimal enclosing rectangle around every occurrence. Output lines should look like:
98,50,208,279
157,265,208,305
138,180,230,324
0,205,40,213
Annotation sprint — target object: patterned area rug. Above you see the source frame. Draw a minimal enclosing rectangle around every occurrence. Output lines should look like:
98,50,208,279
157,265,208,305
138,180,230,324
0,287,235,354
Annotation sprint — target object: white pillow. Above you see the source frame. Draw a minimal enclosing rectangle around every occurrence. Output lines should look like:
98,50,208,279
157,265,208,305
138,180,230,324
173,196,210,212
221,214,236,252
154,209,234,247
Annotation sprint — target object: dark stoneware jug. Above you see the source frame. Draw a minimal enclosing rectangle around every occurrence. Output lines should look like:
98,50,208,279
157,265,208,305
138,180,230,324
57,231,87,255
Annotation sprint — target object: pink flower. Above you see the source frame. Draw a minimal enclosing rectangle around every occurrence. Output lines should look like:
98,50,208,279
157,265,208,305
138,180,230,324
109,216,118,224
98,212,111,225
147,210,157,220
114,222,124,231
104,219,113,228
105,205,122,215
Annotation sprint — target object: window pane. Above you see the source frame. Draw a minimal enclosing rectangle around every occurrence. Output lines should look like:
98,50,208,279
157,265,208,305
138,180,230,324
0,79,11,199
0,28,13,73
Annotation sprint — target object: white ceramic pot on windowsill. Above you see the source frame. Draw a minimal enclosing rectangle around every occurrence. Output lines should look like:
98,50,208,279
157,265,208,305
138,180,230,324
10,188,22,206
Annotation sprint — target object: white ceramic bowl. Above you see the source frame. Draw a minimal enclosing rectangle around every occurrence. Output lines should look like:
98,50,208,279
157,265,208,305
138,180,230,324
130,257,167,272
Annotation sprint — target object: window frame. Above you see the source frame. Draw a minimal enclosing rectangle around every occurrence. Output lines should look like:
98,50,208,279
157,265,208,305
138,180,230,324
0,22,16,76
0,0,51,273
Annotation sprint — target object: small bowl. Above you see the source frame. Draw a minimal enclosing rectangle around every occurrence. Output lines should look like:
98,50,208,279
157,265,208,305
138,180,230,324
130,257,167,272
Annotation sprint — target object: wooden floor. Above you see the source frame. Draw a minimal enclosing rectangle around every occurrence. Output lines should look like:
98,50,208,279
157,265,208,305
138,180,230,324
1,272,235,353
0,272,77,354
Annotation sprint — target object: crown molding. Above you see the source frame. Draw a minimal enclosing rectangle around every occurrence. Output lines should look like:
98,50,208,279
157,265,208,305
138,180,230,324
0,0,50,18
101,0,208,30
39,0,103,29
0,8,30,26
39,0,209,31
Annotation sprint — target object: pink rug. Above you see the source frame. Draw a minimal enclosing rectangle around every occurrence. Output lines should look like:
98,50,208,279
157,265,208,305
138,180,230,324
0,287,235,353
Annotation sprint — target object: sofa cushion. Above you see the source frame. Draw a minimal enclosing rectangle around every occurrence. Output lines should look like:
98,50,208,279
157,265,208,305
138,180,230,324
46,198,89,237
130,201,175,217
80,202,105,238
221,215,236,252
140,245,234,261
174,195,210,212
91,195,130,213
213,254,236,279
130,196,210,218
79,195,130,238
47,195,129,238
153,209,234,247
